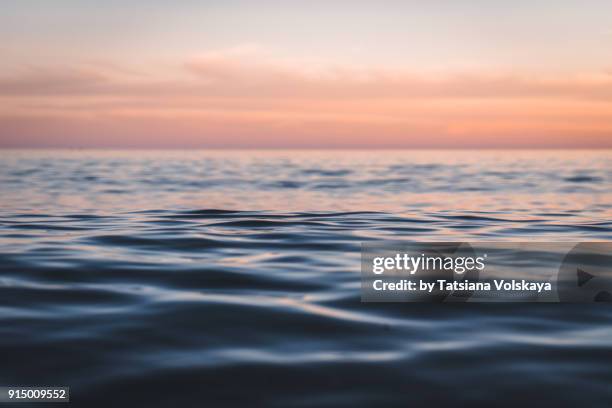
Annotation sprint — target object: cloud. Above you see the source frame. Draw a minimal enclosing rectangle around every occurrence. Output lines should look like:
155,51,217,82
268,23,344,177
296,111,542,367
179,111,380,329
0,66,111,95
1,50,611,147
2,50,612,102
181,49,612,101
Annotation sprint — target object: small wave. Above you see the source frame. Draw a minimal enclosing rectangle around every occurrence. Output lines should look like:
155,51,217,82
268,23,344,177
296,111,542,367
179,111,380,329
564,175,603,183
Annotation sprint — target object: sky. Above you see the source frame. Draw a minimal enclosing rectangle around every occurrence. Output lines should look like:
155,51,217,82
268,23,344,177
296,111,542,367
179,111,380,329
1,0,611,148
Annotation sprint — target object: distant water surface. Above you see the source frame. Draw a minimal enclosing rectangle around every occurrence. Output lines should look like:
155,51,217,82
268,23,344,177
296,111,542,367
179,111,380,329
0,149,611,406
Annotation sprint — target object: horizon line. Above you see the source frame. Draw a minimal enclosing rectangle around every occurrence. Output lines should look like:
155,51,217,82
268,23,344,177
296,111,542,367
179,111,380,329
1,146,610,151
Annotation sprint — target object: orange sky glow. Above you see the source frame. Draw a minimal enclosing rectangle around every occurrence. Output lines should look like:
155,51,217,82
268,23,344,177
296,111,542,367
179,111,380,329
1,1,611,148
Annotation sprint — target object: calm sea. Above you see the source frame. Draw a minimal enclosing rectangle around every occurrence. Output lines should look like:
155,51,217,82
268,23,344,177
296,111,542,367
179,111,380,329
0,149,611,406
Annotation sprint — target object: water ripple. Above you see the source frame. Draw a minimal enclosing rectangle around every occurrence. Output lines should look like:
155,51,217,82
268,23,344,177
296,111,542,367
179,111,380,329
0,150,611,406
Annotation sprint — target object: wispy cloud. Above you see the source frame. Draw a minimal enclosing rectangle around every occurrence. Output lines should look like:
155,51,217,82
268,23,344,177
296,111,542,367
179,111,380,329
1,49,611,148
3,52,612,101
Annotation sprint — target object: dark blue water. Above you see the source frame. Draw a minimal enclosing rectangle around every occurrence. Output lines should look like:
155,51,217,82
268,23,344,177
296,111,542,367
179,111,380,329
0,149,611,406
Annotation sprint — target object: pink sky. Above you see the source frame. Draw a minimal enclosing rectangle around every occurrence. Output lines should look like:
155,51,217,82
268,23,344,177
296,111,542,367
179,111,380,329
1,1,611,148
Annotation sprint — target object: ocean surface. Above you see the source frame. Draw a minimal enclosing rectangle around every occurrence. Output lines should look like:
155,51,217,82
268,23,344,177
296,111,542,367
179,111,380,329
0,149,611,407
